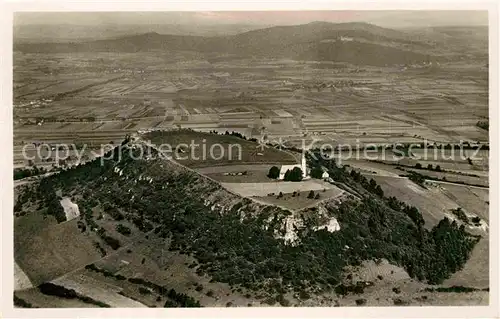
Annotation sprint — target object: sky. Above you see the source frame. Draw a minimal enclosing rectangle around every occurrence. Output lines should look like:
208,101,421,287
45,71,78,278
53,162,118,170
14,11,488,28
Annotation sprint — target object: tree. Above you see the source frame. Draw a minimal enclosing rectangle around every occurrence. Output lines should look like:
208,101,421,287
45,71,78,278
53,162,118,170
310,167,324,179
307,190,315,199
284,167,303,182
268,166,280,179
435,165,442,172
427,164,433,170
369,179,377,190
283,169,291,181
415,163,422,169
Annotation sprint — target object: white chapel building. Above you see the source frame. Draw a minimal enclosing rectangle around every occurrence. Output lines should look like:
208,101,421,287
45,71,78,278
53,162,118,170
278,150,308,180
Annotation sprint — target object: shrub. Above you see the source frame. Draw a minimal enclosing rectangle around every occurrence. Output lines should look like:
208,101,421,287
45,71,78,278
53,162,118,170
107,207,124,221
476,121,489,131
102,235,121,250
116,224,132,236
263,296,276,305
164,300,177,307
138,287,151,295
310,166,324,179
267,166,280,179
284,167,303,182
408,171,426,187
424,286,478,293
276,294,290,307
46,195,66,223
299,290,310,300
84,263,99,272
38,283,110,307
451,208,469,224
393,298,406,306
14,295,34,308
355,299,366,306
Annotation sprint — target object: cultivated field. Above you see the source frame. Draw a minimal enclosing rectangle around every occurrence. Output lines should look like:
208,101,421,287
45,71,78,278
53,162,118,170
13,52,488,172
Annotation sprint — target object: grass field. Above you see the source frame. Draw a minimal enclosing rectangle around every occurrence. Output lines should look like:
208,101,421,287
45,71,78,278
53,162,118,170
77,231,259,307
298,259,488,306
221,180,335,197
143,129,298,168
443,233,489,289
253,188,345,211
14,213,103,285
369,175,488,228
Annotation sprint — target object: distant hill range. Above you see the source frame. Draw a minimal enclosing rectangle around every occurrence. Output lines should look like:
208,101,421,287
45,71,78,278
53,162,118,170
13,23,270,42
14,22,488,66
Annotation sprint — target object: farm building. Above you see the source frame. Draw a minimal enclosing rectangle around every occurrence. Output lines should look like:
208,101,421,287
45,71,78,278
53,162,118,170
322,171,330,179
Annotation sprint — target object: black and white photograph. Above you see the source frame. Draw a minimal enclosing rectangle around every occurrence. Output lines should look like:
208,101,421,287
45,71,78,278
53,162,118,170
1,3,498,317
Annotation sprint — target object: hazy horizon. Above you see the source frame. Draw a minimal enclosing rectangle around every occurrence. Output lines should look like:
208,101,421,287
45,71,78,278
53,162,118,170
14,11,488,28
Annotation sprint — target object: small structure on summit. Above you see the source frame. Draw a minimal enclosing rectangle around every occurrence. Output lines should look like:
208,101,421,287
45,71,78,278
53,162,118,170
321,171,330,180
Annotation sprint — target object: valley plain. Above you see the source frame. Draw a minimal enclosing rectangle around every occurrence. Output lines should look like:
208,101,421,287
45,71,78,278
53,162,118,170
11,16,490,310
